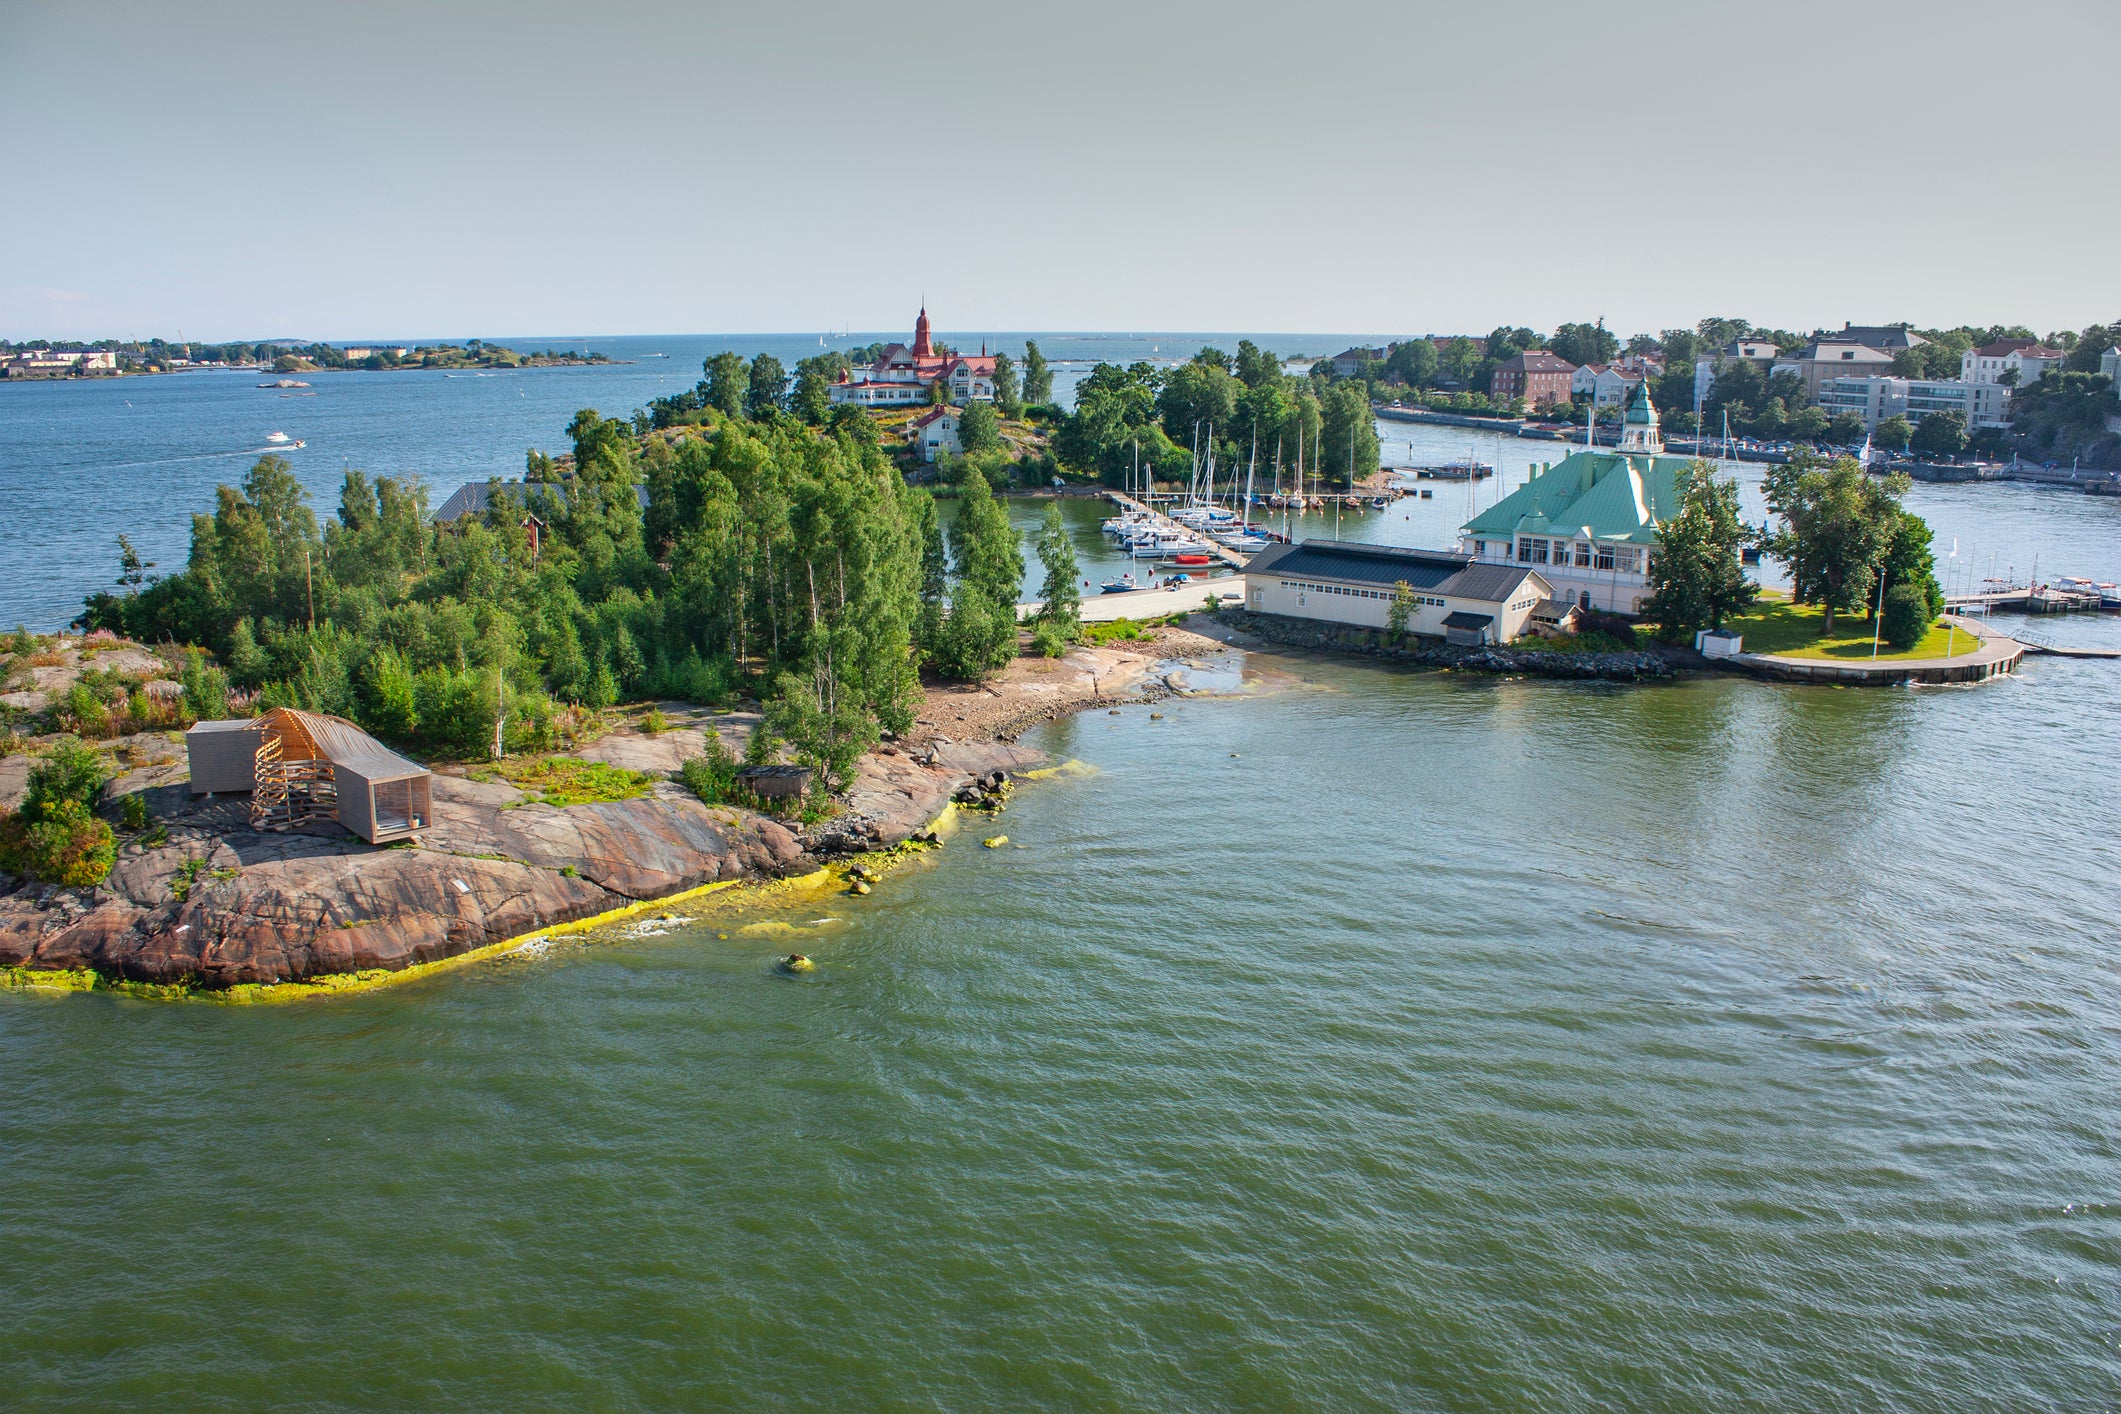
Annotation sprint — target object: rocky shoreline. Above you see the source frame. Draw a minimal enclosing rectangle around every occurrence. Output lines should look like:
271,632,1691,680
1195,609,1686,682
0,633,1190,996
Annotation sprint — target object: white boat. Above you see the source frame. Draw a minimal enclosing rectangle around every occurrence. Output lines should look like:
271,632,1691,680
2098,583,2121,610
1213,531,1273,552
1100,574,1140,594
265,431,291,443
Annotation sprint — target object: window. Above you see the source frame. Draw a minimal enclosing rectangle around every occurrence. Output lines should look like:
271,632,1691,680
1575,543,1592,568
1595,545,1615,571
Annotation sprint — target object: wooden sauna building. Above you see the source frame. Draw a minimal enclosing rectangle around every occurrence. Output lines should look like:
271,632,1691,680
184,708,432,844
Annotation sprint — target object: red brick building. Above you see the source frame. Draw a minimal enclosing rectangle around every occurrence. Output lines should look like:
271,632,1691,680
1490,350,1577,410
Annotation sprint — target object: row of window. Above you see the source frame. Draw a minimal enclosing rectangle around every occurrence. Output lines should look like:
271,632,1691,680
1280,579,1443,606
1516,537,1637,573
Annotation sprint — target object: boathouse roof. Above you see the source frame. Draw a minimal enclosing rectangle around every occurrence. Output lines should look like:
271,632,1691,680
1245,540,1543,603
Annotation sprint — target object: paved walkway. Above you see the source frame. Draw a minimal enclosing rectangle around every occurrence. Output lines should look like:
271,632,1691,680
1730,615,2023,684
1020,577,1235,624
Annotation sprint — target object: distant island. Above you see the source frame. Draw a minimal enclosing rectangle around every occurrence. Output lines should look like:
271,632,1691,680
0,338,615,379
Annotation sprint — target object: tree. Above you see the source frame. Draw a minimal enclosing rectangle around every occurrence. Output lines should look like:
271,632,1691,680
1317,383,1378,488
1386,339,1437,388
1874,415,1914,453
1033,502,1080,642
1235,339,1283,390
704,351,747,419
1880,582,1930,651
1642,463,1758,634
936,473,1023,682
1762,454,1908,634
116,534,153,588
958,399,1002,455
1880,510,1944,617
746,353,788,419
1827,412,1867,445
1021,340,1052,406
1910,410,1967,459
1386,580,1416,640
1549,321,1619,368
993,351,1022,417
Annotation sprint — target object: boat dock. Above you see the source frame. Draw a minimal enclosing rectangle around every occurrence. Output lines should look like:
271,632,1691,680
1103,491,1251,570
1945,583,2108,614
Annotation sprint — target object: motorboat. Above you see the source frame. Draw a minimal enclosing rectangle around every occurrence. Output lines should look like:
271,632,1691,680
1214,531,1274,553
2098,583,2121,610
1170,552,1214,566
257,379,309,388
265,431,291,443
1100,574,1140,594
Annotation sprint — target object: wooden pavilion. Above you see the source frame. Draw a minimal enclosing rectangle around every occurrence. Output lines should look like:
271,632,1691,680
186,708,432,844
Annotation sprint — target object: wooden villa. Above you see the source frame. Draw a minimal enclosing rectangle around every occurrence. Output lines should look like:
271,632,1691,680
184,708,433,844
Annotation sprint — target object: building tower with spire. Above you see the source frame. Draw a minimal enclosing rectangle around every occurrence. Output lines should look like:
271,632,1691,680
1618,380,1663,453
911,305,932,359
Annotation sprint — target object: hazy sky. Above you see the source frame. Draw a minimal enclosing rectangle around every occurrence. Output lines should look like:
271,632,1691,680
4,0,2115,342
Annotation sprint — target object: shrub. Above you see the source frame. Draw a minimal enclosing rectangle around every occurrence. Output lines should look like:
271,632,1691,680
119,792,150,831
1030,621,1068,658
62,682,110,737
1881,583,1931,651
1082,618,1145,645
493,755,654,806
22,737,107,823
641,707,668,735
413,667,497,759
505,691,559,754
678,729,739,804
14,801,116,887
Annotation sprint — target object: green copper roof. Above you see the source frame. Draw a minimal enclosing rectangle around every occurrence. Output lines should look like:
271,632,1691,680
1461,449,1698,545
1625,381,1657,424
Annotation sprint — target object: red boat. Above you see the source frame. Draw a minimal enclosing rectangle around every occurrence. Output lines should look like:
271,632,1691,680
1171,553,1213,566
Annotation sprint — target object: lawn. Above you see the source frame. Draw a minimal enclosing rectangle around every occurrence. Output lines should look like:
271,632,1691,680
1718,592,1978,661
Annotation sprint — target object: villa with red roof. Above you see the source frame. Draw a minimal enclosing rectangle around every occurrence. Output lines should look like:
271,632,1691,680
829,307,999,407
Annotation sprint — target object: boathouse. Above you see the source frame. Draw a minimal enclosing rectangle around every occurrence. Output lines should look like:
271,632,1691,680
1242,540,1551,646
184,708,432,844
1458,382,1691,615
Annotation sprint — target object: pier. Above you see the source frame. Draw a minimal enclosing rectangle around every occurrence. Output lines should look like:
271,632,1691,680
1103,491,1251,570
1944,583,2106,614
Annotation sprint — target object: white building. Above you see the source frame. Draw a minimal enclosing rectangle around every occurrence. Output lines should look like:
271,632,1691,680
2100,348,2121,383
909,405,962,462
1962,338,2065,387
1816,376,2012,431
829,307,999,407
1243,540,1552,646
1572,363,1644,407
4,348,117,373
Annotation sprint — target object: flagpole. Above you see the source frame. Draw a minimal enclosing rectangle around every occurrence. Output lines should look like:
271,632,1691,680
1871,564,1889,660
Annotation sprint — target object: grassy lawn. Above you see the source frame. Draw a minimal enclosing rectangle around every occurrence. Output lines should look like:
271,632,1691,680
1719,592,1978,661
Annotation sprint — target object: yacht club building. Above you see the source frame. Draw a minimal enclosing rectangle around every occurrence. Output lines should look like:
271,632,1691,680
1243,541,1552,646
1458,383,1690,615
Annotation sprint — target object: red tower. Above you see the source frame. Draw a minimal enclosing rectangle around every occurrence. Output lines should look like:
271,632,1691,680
911,305,933,359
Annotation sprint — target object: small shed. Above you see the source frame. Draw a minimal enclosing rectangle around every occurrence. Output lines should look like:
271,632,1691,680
736,764,814,800
185,708,433,843
1443,610,1495,647
186,718,268,795
1696,628,1744,658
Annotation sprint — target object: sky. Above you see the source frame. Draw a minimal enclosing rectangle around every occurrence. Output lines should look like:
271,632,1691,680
3,0,2116,343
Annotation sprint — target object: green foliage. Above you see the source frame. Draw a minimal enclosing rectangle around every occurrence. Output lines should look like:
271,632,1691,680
1021,341,1052,406
413,668,497,759
958,399,1002,455
1880,583,1931,651
933,474,1022,682
704,351,747,419
1643,463,1759,634
1386,580,1416,639
1911,410,1966,458
1548,321,1619,368
1034,502,1081,640
9,801,116,887
179,649,230,721
1081,618,1145,644
992,352,1022,417
1762,454,1911,635
119,792,149,831
678,728,740,804
640,707,667,735
492,756,654,807
21,737,107,824
1030,621,1068,658
2009,370,2119,464
1874,415,1914,453
747,353,788,419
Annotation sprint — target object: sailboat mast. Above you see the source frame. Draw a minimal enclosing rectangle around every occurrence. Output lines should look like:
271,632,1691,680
1243,428,1257,531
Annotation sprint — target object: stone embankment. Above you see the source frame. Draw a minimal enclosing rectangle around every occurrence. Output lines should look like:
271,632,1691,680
1204,610,1679,681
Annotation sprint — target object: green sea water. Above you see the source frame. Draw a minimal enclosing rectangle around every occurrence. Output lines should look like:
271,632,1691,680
4,652,2119,1410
